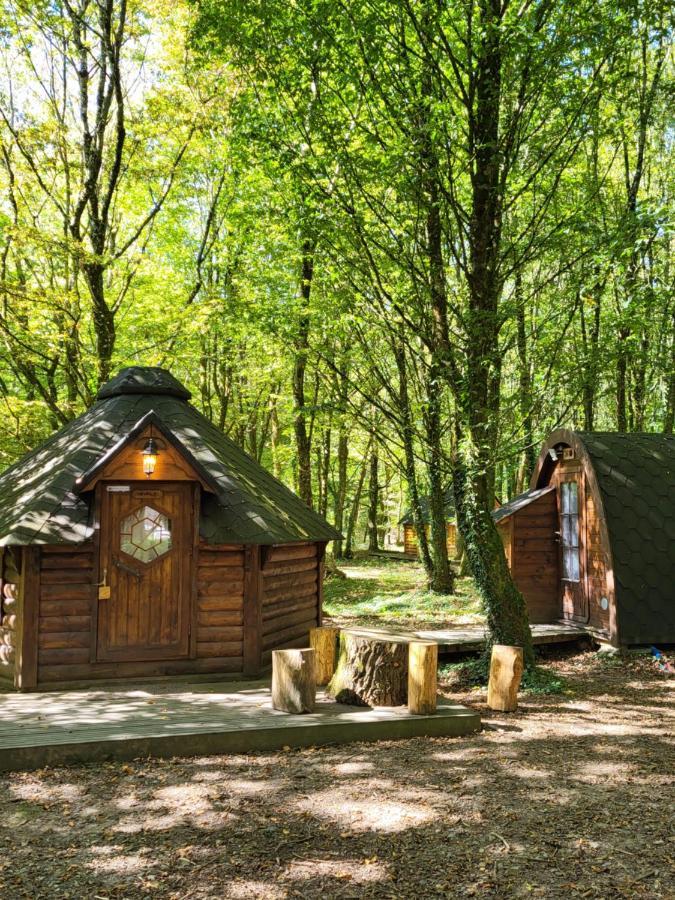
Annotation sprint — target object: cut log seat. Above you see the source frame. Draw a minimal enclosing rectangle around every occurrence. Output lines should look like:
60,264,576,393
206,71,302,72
271,648,316,713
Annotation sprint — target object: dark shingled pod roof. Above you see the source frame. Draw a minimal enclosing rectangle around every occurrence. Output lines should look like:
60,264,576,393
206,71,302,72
532,430,675,645
0,367,340,546
575,432,675,645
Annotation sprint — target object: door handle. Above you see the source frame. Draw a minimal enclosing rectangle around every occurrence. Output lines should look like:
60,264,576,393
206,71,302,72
113,557,142,580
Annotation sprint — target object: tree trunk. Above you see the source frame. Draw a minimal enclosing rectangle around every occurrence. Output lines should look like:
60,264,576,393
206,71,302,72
425,361,453,593
664,309,675,433
616,327,630,432
333,428,349,558
367,445,380,552
344,449,368,559
292,239,315,506
579,271,603,432
516,276,536,487
327,631,408,706
453,454,534,667
394,339,433,577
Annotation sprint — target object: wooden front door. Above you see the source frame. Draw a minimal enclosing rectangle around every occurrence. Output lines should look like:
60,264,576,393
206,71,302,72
97,482,194,661
559,478,588,622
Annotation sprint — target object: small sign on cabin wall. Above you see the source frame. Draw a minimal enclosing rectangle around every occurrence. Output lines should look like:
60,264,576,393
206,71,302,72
133,490,162,500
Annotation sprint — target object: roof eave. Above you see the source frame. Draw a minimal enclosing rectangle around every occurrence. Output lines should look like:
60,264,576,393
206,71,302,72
73,410,222,497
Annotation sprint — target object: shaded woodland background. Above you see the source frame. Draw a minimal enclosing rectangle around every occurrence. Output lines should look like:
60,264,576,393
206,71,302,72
0,0,673,565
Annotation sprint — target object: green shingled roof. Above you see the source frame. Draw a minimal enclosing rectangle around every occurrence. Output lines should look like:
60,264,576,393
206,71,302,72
0,367,340,547
575,432,675,646
399,489,456,526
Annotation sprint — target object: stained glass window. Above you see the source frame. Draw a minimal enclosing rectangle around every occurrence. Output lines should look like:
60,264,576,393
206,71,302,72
120,506,172,564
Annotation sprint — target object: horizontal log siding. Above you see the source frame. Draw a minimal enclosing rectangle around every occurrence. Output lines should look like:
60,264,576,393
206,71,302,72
511,491,560,624
0,548,19,680
403,524,457,558
37,544,95,681
261,543,320,667
196,544,245,671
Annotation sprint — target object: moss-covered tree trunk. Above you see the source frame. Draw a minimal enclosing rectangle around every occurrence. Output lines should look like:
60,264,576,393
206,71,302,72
453,458,534,667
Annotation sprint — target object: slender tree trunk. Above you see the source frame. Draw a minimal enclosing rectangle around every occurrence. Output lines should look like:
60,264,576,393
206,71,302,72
516,275,535,489
292,239,315,507
333,378,349,559
425,361,453,593
367,444,380,552
664,310,675,433
344,449,368,559
616,327,630,432
332,431,348,558
393,339,433,577
580,273,602,432
632,335,650,430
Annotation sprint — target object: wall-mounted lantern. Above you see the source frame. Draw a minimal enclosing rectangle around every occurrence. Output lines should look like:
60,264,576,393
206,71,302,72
142,437,159,478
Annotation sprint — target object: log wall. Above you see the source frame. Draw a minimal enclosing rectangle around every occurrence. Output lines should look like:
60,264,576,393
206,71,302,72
260,543,321,669
510,491,560,624
10,538,321,688
195,543,245,672
403,523,457,558
37,544,95,684
0,548,21,682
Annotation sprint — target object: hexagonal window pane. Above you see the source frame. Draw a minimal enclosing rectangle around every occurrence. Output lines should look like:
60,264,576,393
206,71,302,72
120,506,172,564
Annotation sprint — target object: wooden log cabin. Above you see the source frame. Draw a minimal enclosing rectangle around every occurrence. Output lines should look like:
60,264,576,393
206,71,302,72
494,429,675,647
400,491,458,558
0,367,339,691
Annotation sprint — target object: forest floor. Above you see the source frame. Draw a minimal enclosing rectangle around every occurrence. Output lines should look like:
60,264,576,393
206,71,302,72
2,656,673,898
324,554,483,629
1,559,673,898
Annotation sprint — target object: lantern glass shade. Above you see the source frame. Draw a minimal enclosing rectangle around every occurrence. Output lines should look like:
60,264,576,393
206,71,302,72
142,438,158,477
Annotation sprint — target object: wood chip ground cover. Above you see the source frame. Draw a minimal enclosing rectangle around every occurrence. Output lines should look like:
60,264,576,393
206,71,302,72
1,650,672,898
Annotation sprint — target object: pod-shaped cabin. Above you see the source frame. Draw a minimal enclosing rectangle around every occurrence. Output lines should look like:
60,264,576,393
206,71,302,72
495,429,675,647
0,367,339,691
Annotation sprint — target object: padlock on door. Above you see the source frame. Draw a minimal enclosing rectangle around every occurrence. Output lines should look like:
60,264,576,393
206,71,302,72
98,567,111,600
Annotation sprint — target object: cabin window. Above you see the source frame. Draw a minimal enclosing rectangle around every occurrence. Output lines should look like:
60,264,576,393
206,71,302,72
120,506,172,564
560,482,580,581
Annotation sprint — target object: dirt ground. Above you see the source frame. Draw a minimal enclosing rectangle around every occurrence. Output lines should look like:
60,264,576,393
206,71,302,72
1,649,673,899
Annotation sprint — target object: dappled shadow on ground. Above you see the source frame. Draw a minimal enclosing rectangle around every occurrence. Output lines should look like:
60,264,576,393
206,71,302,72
1,653,673,899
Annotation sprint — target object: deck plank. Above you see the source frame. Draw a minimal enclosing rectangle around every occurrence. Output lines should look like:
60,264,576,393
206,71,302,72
0,680,479,771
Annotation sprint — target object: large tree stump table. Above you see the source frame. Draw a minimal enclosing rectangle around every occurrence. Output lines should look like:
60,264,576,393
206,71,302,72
328,628,438,708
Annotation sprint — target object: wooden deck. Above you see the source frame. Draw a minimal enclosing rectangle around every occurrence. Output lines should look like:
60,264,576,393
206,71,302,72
343,622,589,654
0,680,480,773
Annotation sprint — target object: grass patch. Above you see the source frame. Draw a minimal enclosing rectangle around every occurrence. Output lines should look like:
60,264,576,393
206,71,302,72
324,554,482,630
439,657,566,695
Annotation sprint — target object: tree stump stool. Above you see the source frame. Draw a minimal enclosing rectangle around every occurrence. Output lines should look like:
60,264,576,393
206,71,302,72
408,641,438,715
487,644,524,712
309,626,340,685
271,648,316,714
327,629,408,707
